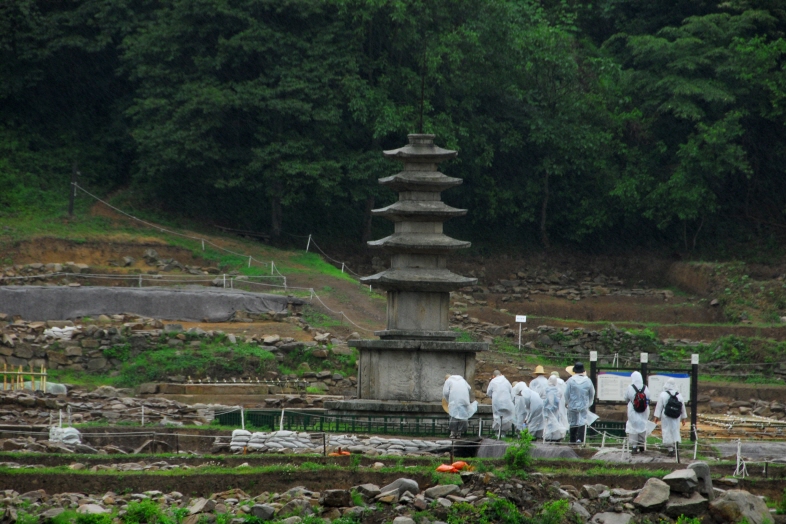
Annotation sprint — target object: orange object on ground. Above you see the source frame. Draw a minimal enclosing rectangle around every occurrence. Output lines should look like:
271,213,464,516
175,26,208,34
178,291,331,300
436,464,458,473
340,450,351,456
451,461,468,471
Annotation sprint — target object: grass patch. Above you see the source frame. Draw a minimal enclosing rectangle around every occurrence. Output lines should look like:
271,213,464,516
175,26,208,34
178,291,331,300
302,305,343,329
282,252,357,283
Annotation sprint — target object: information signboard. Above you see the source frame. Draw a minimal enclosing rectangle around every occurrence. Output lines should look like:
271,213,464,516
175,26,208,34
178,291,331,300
596,371,632,402
647,373,691,402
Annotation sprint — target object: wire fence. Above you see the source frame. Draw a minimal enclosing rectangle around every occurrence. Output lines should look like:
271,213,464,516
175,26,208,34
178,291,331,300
24,184,378,333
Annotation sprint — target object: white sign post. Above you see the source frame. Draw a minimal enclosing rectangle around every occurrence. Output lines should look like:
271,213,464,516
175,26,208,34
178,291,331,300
516,315,527,350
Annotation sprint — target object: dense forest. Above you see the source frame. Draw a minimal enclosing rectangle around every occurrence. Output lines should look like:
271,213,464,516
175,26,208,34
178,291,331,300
2,0,785,252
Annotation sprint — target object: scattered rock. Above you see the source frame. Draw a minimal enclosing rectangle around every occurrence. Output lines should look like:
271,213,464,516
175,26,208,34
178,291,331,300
687,461,714,500
665,492,708,518
633,478,670,511
380,478,420,497
709,489,770,524
663,469,698,495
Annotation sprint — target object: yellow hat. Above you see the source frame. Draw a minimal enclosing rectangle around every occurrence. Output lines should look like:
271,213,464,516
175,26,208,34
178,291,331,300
532,365,546,376
565,365,575,376
441,398,449,414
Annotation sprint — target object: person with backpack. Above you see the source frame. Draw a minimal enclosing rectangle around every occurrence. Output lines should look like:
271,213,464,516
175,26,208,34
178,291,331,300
623,371,650,454
653,378,687,453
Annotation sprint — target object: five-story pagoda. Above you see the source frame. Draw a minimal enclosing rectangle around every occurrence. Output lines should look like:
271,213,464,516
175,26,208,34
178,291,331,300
348,134,488,405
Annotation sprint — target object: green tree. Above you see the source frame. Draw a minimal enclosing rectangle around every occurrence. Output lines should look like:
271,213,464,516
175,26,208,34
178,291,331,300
609,8,786,248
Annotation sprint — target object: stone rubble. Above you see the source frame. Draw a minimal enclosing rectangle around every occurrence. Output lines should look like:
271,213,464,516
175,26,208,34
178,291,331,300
0,468,772,524
453,269,667,305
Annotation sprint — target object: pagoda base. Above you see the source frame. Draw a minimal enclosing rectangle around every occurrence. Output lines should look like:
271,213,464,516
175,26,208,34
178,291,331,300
348,339,487,403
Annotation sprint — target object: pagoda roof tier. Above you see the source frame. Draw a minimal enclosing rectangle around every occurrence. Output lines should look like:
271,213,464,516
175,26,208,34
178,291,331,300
367,233,470,253
360,268,476,292
372,201,467,222
378,171,463,192
383,134,457,163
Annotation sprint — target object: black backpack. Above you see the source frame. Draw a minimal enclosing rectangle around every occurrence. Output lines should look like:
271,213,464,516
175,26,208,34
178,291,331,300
631,384,648,413
663,392,683,418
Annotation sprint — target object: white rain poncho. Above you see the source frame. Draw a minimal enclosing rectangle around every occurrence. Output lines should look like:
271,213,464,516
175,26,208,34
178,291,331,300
443,375,477,421
653,378,687,447
551,373,569,431
623,371,652,435
564,374,598,427
512,382,543,433
529,375,548,398
542,376,568,440
487,375,515,432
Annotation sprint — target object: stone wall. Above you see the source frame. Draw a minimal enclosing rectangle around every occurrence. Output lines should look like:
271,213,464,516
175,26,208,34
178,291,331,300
0,313,358,396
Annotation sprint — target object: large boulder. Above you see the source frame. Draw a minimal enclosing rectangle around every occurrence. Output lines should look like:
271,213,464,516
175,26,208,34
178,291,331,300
688,461,714,501
582,484,610,500
319,490,351,507
279,499,312,517
663,469,698,495
709,490,770,524
424,485,460,499
665,492,709,518
633,478,670,511
590,512,633,524
380,478,419,497
249,505,275,521
77,505,109,515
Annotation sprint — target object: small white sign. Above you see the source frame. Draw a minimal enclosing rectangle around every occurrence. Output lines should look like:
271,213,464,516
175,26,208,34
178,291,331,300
590,351,598,362
640,353,648,363
691,354,699,365
515,315,527,323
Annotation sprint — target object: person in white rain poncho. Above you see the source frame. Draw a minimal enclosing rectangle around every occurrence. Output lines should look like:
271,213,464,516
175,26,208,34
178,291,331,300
653,378,687,452
529,365,548,397
512,381,544,439
623,371,651,454
542,375,567,442
443,374,478,438
564,362,598,443
550,371,569,432
486,370,515,436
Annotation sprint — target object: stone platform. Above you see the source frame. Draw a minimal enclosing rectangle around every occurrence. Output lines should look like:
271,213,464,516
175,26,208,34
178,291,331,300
350,339,486,403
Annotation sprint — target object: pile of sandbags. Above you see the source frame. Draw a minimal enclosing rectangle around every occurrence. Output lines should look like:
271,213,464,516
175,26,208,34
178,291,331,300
230,429,251,451
49,427,81,445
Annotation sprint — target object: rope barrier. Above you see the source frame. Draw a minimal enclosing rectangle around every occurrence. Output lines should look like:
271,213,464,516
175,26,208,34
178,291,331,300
305,237,362,277
73,184,276,270
64,184,376,333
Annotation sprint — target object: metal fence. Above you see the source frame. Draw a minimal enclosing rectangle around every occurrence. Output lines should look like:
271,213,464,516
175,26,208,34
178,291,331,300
216,410,505,437
216,409,620,440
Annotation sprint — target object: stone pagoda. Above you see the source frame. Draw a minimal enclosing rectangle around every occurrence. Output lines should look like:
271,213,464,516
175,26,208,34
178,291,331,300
347,134,488,406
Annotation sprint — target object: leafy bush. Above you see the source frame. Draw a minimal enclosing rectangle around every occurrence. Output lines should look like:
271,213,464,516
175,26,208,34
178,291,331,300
504,429,534,474
675,517,702,524
76,513,114,524
535,500,570,524
125,500,170,524
14,510,38,524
